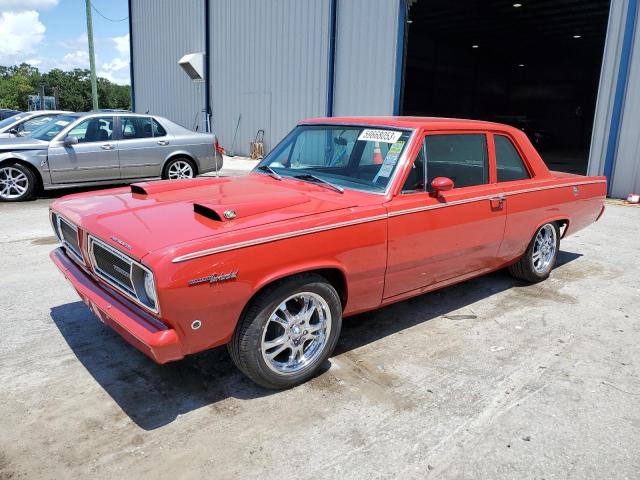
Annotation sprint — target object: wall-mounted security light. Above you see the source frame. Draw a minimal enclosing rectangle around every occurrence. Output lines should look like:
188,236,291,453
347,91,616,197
178,52,205,81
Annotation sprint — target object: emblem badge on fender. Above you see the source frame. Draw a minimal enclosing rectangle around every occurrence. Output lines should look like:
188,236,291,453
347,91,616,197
111,236,133,250
188,271,238,286
223,209,237,219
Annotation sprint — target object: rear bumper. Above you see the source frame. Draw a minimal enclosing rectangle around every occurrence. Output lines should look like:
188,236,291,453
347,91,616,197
50,248,184,364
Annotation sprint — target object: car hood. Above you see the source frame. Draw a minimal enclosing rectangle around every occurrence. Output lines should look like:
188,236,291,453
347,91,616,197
52,174,368,260
0,137,49,152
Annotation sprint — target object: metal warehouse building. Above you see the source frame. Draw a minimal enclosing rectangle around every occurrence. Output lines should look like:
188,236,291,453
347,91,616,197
128,0,640,198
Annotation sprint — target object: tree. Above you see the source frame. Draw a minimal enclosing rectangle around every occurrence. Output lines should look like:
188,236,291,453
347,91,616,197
0,62,131,111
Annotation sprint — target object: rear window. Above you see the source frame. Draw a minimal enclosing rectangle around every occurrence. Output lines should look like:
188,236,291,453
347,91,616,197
495,135,530,182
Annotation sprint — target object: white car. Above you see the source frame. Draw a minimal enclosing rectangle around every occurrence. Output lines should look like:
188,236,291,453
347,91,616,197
0,110,71,139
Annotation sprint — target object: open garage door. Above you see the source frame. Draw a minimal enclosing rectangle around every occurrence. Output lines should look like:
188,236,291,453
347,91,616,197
402,0,610,174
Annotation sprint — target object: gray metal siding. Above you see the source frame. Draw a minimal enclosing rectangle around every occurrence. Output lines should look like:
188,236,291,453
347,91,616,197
332,0,400,116
130,0,206,132
209,0,330,156
589,0,640,198
610,4,640,198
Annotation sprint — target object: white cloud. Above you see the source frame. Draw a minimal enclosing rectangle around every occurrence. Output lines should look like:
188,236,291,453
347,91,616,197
58,32,87,51
0,10,46,63
0,0,58,12
99,56,129,85
112,33,130,57
59,50,89,69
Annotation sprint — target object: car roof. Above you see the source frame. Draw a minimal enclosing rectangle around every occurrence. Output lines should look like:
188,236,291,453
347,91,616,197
301,116,519,132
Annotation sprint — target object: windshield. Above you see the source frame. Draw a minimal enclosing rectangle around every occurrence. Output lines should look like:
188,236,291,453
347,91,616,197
29,115,77,141
0,113,26,130
257,125,412,192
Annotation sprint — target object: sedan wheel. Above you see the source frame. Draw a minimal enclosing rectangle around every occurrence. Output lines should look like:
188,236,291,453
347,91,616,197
0,164,35,201
165,159,195,179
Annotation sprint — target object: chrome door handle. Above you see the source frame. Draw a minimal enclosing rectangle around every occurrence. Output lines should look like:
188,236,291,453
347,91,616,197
489,195,506,208
101,144,115,150
157,140,169,146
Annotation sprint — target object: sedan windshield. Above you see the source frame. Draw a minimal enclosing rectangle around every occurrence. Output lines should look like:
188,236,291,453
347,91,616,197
257,125,412,192
29,115,77,141
0,113,25,130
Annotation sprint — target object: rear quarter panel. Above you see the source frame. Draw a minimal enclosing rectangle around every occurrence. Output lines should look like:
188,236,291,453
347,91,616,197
497,178,606,262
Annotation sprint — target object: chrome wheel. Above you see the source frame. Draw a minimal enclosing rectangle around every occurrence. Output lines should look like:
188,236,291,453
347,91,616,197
167,160,194,179
532,224,557,274
261,292,332,375
0,166,29,199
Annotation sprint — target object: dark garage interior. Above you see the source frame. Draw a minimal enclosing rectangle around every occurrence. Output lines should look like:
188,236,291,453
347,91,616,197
402,0,611,174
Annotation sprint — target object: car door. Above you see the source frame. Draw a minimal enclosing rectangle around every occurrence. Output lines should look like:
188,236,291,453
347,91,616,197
48,116,120,183
383,131,506,299
118,116,173,179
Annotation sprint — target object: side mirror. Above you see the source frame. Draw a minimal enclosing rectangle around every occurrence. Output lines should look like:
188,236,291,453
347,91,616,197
431,176,454,197
64,136,78,147
8,128,18,136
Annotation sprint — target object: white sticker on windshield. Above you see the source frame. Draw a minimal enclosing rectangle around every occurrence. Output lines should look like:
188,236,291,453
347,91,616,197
358,129,402,144
55,120,70,126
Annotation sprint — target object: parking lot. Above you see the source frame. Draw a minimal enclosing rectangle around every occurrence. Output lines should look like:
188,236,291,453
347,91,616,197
0,165,638,479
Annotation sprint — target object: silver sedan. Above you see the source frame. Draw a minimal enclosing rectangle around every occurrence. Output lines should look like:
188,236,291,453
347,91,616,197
0,112,223,201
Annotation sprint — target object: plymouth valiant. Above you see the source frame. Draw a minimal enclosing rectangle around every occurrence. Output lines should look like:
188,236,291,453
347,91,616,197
49,117,606,388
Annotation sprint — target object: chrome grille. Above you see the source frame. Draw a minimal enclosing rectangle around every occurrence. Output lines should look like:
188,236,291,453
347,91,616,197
88,236,158,313
90,238,136,295
57,216,83,263
92,241,135,293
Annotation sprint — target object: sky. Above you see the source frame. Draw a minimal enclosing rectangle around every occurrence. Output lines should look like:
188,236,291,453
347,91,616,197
0,0,130,84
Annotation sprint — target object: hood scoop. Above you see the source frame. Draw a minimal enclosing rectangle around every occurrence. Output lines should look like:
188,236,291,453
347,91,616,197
130,178,222,196
193,193,312,222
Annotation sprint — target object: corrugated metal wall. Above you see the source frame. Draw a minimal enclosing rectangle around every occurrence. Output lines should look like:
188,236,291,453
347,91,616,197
588,0,640,198
609,3,640,198
130,0,206,131
208,0,331,155
332,0,401,116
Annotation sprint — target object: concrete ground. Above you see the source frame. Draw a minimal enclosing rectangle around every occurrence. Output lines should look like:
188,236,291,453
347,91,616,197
0,171,638,479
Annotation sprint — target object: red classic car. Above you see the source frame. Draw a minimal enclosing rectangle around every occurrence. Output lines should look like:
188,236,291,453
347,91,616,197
50,117,606,388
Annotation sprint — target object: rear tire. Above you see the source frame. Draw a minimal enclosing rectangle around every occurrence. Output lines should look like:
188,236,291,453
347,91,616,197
162,157,196,180
508,222,560,283
0,163,36,202
228,274,342,389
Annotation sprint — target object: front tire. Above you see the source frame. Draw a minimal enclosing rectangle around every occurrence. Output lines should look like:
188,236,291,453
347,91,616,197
0,163,36,201
508,222,560,283
228,274,342,389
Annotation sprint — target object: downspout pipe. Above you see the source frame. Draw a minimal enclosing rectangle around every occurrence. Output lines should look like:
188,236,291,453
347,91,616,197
393,0,407,115
128,0,135,111
204,0,212,132
326,0,337,117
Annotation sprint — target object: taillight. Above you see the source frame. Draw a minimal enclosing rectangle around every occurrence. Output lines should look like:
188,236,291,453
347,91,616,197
215,139,225,155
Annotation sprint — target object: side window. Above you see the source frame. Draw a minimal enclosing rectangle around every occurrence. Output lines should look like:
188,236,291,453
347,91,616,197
425,134,488,190
68,117,114,143
495,135,530,182
152,119,167,137
402,143,426,192
120,117,154,140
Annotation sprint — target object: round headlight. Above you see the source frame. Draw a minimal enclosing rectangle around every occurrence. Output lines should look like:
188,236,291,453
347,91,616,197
143,270,157,304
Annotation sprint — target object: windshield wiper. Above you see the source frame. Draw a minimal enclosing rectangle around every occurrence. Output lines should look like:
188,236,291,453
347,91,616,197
256,164,282,180
293,174,344,194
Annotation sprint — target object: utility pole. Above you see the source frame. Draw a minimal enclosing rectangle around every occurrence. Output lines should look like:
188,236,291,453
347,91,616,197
85,0,99,110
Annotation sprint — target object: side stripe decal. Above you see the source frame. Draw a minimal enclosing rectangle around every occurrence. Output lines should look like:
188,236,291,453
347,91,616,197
172,179,606,263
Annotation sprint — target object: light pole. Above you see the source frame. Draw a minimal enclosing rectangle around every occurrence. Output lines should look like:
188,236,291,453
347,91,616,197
85,0,99,110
